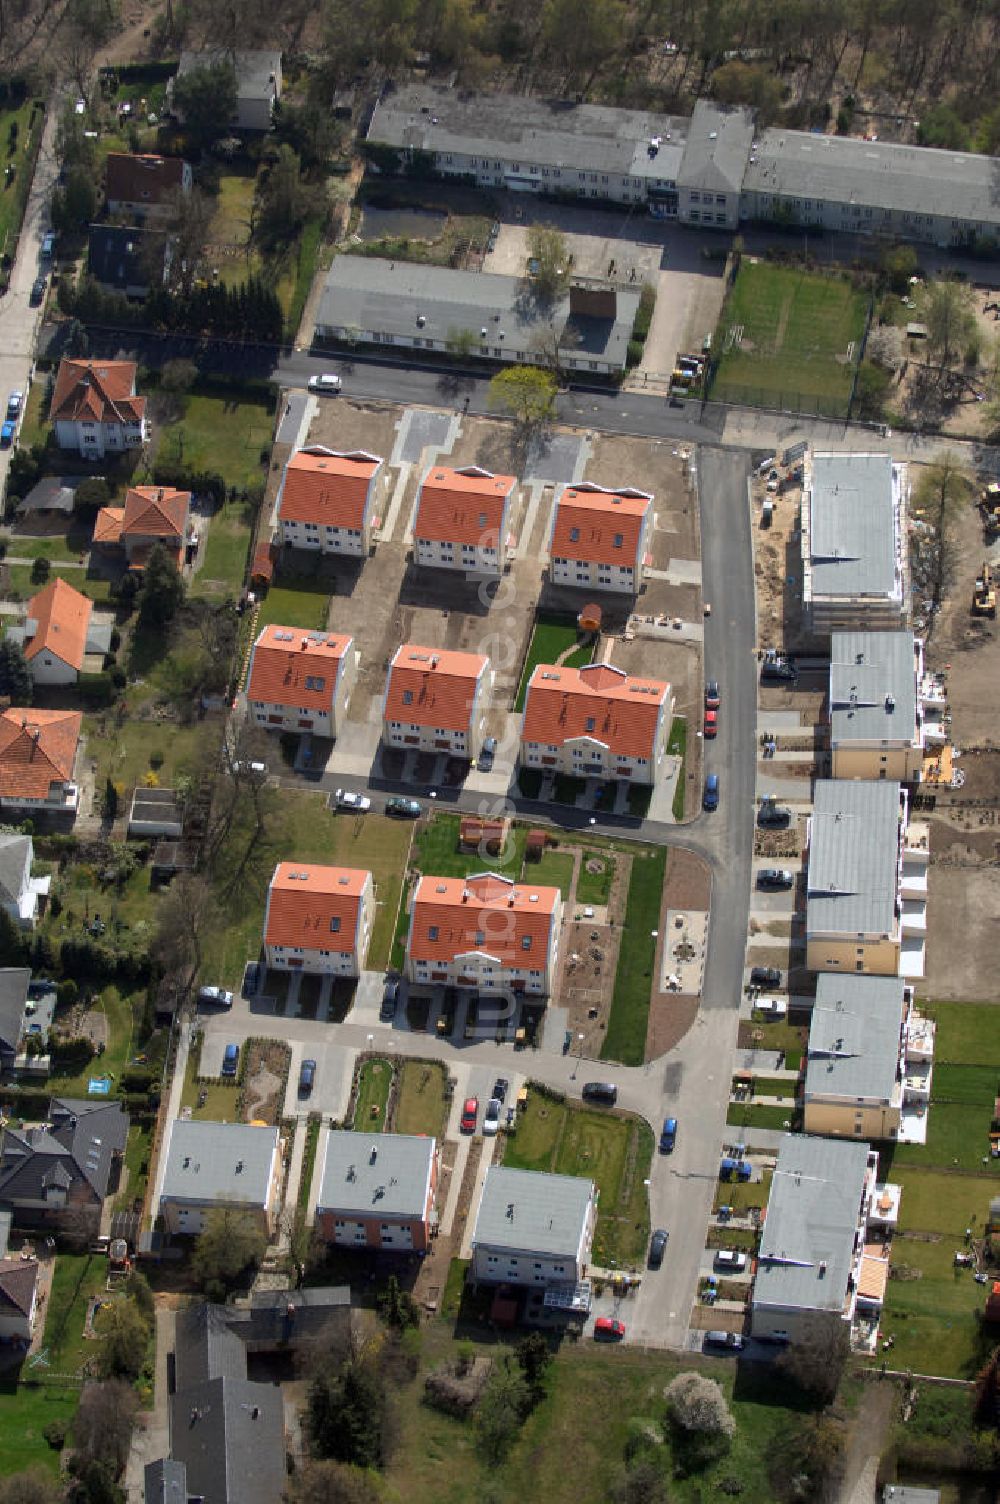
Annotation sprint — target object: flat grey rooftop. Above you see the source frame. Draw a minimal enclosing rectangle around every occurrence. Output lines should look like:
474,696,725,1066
317,1130,435,1220
746,126,1000,228
807,779,901,938
368,82,688,183
808,453,899,601
472,1165,593,1258
677,99,754,194
159,1120,278,1206
805,974,906,1105
754,1133,871,1315
316,256,639,368
830,631,918,745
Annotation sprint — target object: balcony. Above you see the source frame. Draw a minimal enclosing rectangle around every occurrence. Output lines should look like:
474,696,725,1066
905,1011,935,1062
900,933,926,979
901,898,927,934
901,861,929,898
919,672,947,710
868,1183,901,1228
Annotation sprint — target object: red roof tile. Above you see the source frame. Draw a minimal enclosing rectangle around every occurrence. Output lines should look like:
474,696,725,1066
522,662,670,759
247,625,353,711
93,507,124,546
550,484,652,568
50,360,146,427
278,447,383,529
122,485,189,539
414,465,515,546
265,862,370,953
384,645,488,734
23,578,92,671
0,708,81,801
408,873,559,967
104,152,187,206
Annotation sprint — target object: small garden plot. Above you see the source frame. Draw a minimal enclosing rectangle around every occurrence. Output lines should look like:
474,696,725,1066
353,1056,393,1130
242,1038,291,1124
576,853,615,907
514,613,594,711
394,1060,449,1138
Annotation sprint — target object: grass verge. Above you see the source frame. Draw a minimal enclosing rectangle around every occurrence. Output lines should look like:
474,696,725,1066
600,848,667,1066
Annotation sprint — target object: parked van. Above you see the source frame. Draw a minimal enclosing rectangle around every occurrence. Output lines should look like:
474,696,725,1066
761,500,774,527
714,1249,748,1272
221,1043,239,1077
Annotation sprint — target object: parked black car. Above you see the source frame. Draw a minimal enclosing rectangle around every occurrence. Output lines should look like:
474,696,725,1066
749,966,782,988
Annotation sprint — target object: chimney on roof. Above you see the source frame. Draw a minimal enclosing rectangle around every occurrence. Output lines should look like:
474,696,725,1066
30,729,40,760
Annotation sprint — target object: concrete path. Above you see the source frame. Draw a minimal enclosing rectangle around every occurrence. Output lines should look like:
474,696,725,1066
147,1025,191,1225
305,1126,328,1224
283,1117,308,1223
459,1134,498,1259
124,1305,174,1503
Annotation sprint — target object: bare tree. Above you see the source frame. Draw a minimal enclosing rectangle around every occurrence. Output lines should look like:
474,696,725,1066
152,874,220,1003
910,450,974,625
73,1379,140,1476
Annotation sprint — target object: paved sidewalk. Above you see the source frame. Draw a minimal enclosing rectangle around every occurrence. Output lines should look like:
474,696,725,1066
124,1305,174,1503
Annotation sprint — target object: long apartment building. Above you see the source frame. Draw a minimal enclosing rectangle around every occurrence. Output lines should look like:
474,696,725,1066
800,452,908,635
368,86,1000,250
404,872,562,996
521,661,673,786
804,780,928,980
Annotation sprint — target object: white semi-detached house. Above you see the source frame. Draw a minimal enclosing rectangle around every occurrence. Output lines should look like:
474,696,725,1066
548,483,654,595
470,1166,598,1290
521,661,673,786
49,359,148,458
246,624,358,738
157,1120,283,1237
276,446,385,557
264,862,374,977
412,465,516,577
383,644,492,761
405,872,562,996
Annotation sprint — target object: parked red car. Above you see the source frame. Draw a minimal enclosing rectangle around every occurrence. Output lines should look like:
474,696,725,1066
704,709,718,738
594,1316,626,1341
460,1096,479,1134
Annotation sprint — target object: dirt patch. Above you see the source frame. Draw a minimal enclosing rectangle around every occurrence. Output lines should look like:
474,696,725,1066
305,398,402,460
243,1039,291,1124
646,847,710,1059
923,816,1000,999
74,1009,110,1051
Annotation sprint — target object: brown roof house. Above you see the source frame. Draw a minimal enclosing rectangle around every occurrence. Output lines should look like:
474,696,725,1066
0,1098,128,1239
50,359,148,458
94,484,191,570
0,708,82,818
0,1256,39,1342
104,152,191,223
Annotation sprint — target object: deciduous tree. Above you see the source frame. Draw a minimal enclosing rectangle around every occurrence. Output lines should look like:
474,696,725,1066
0,638,32,703
172,60,239,149
139,543,185,629
526,223,570,300
923,278,976,370
191,1207,267,1300
488,365,557,428
283,1460,385,1504
94,1296,151,1381
73,1379,140,1476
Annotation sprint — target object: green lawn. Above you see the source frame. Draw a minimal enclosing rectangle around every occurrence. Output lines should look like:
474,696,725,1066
712,1169,772,1213
297,1115,321,1212
83,716,205,806
45,986,139,1098
208,171,256,247
531,849,575,898
45,1254,107,1375
514,614,587,711
154,390,273,493
921,1000,1000,1066
727,1102,801,1130
668,717,686,821
180,1043,242,1120
0,100,42,261
3,524,91,561
412,812,525,881
256,575,331,632
930,1063,997,1104
190,498,253,601
353,1056,393,1130
388,1333,813,1504
503,1090,652,1268
394,1060,448,1138
880,1209,993,1379
712,261,869,417
892,1100,1000,1175
0,1383,79,1477
601,847,667,1066
116,1122,152,1211
202,794,413,986
575,852,615,906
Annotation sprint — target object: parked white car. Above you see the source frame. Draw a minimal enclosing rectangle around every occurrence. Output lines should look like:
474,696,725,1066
308,372,342,394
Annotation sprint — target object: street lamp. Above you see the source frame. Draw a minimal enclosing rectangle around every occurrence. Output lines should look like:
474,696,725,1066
571,1031,585,1080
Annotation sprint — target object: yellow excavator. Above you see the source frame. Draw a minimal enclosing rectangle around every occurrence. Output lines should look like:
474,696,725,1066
981,483,1000,538
973,560,996,617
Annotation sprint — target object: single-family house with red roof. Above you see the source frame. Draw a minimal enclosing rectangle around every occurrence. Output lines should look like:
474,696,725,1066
104,152,191,223
246,625,358,738
50,359,148,458
405,872,562,996
94,485,191,570
0,709,82,816
383,645,492,760
412,465,516,577
521,661,673,786
548,482,654,595
7,578,110,686
264,862,374,976
276,447,384,556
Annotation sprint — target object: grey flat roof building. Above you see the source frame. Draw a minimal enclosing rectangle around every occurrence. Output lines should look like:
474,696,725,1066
176,49,280,104
316,256,639,371
807,780,902,938
830,632,919,747
472,1166,594,1259
754,1134,872,1316
368,82,688,184
159,1120,278,1209
746,127,1000,231
807,453,901,601
317,1130,435,1221
677,99,754,194
805,974,906,1105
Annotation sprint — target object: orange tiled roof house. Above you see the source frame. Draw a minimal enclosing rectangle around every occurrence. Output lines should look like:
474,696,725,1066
6,578,110,686
0,709,82,817
50,359,148,459
246,626,358,739
94,485,191,570
263,862,374,977
404,872,562,997
382,645,492,761
413,465,516,577
547,482,654,595
276,447,385,557
521,661,674,787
